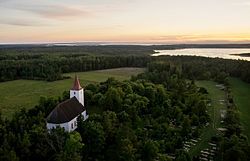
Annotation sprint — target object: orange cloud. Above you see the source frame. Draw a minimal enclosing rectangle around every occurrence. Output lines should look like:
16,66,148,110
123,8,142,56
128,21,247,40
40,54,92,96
14,4,92,20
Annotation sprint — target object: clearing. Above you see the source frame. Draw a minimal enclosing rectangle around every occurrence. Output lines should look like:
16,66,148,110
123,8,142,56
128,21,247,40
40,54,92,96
0,68,145,118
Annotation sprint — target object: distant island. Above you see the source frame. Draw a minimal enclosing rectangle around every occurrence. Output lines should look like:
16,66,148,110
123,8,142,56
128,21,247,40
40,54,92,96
231,53,250,57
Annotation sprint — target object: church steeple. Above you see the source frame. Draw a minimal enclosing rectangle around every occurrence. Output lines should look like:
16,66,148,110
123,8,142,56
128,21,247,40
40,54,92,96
70,75,84,106
71,75,82,90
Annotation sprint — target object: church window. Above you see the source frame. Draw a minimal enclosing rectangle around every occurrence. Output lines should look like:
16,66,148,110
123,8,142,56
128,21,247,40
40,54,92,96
74,121,77,126
74,92,76,95
71,123,74,129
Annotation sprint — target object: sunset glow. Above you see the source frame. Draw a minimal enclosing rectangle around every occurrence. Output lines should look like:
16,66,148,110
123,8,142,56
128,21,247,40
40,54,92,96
1,0,250,44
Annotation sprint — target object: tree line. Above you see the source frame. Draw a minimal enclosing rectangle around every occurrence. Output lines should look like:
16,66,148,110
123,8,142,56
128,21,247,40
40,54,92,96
1,46,250,84
0,55,150,81
150,56,250,83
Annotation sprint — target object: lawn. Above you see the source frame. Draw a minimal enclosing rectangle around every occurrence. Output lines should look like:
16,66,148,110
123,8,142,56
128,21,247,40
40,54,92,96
229,78,250,139
195,81,227,128
189,80,227,157
0,68,145,118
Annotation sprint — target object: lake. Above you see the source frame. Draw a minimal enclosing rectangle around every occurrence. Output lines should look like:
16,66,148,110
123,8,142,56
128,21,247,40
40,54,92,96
152,48,250,61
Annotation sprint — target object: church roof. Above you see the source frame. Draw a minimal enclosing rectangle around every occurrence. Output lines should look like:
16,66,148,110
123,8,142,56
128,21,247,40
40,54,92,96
46,97,85,124
71,75,82,90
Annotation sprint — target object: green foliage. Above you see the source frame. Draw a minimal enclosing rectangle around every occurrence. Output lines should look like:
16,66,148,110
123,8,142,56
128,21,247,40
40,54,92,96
55,132,83,161
0,54,249,161
220,135,250,161
81,121,105,160
175,150,191,161
181,116,191,138
117,138,136,161
141,140,159,161
74,66,212,160
103,87,122,111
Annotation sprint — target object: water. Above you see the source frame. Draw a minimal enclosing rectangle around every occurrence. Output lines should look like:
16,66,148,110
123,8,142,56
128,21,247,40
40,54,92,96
152,48,250,61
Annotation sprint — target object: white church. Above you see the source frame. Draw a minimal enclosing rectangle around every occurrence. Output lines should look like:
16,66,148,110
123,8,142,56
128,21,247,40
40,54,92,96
46,75,88,132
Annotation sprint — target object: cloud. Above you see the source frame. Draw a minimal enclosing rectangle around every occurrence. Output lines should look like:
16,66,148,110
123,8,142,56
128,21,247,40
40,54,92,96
0,19,45,26
0,1,92,27
13,4,91,20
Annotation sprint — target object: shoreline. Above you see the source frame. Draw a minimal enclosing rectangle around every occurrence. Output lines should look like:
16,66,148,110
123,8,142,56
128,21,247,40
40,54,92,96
230,53,250,57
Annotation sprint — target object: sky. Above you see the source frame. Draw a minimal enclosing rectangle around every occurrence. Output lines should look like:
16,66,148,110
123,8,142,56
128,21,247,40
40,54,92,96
0,0,250,44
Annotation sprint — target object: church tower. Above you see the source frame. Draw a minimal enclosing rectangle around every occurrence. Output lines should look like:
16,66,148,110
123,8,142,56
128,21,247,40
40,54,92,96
70,75,84,106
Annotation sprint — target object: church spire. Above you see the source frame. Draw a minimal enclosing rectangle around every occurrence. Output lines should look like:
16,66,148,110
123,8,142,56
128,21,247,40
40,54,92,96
71,75,82,90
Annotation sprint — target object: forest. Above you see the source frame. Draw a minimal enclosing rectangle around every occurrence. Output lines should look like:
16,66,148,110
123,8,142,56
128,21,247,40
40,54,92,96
0,62,249,161
0,45,250,83
0,64,210,161
0,45,250,161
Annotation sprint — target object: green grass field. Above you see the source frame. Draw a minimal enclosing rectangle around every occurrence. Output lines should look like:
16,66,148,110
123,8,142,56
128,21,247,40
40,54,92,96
195,81,227,128
0,68,145,118
229,78,250,139
189,80,227,157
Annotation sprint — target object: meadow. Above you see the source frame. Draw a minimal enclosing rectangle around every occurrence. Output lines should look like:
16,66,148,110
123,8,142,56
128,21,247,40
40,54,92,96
0,67,145,118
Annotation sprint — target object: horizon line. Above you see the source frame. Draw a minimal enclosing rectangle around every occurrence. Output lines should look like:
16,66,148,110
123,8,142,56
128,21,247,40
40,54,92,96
1,41,250,46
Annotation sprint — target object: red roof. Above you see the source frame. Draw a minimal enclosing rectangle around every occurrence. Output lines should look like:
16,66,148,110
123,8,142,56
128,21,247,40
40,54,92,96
71,75,82,90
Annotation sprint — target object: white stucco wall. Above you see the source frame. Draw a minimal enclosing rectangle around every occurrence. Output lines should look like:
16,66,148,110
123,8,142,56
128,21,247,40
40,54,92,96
82,111,89,120
47,110,88,132
70,89,84,106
